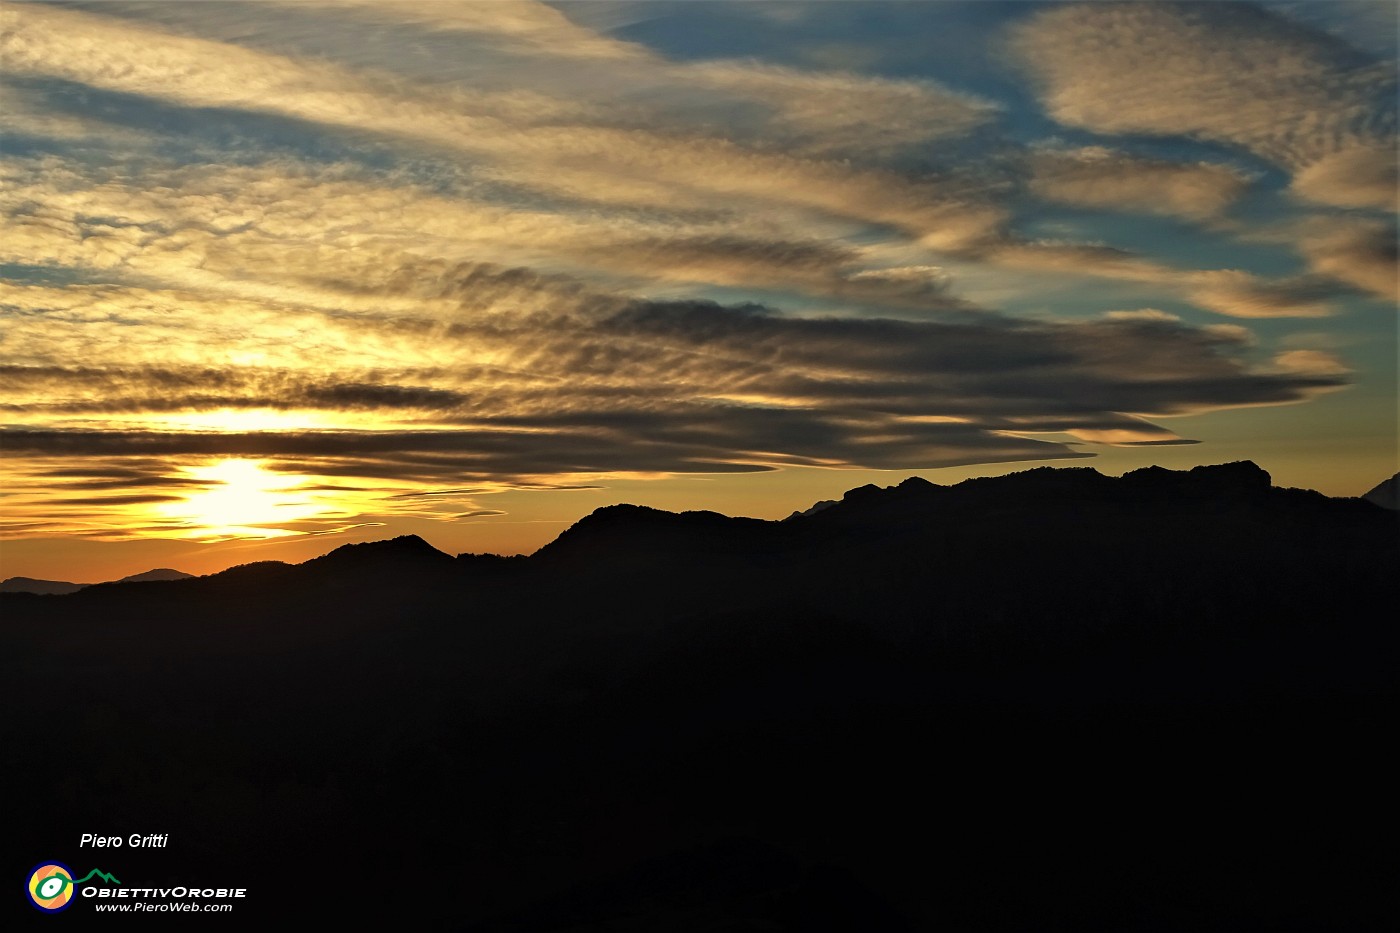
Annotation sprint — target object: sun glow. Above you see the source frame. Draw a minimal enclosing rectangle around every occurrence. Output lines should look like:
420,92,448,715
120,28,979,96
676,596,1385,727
157,459,326,540
153,409,342,433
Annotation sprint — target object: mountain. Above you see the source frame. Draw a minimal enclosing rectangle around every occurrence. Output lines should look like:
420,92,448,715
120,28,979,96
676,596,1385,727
3,462,1394,929
116,567,196,584
1363,472,1398,509
534,504,779,568
534,460,1367,578
0,576,86,595
784,498,837,521
302,533,454,573
0,565,195,594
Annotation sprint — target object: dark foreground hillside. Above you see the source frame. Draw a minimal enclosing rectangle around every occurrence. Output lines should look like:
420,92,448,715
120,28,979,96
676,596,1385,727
4,462,1395,928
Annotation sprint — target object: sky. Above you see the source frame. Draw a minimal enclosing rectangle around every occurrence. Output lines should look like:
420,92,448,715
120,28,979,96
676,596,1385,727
1,0,1396,582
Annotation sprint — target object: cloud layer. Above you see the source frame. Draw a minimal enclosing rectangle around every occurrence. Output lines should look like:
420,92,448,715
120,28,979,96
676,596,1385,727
0,0,1392,543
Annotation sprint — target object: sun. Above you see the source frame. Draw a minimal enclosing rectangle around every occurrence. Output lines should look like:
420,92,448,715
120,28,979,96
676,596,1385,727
158,459,324,540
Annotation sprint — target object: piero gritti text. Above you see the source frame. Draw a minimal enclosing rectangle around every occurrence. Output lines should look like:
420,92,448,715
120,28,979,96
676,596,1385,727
81,833,170,848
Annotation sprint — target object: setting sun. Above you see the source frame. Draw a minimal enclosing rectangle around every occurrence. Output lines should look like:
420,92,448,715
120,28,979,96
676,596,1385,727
158,459,324,540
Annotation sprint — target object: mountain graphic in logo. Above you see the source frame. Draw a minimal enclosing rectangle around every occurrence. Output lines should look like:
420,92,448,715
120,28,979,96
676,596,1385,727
27,862,121,913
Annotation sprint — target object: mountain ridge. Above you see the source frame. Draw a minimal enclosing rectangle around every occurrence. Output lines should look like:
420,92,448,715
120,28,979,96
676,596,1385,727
8,460,1390,643
4,461,1391,593
0,566,195,595
4,459,1393,928
1363,472,1399,509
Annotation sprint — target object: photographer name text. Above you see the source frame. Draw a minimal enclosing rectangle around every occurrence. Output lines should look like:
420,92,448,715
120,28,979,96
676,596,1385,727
80,833,170,848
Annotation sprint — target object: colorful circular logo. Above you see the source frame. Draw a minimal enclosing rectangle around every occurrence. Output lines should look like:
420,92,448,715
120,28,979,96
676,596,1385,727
27,862,76,913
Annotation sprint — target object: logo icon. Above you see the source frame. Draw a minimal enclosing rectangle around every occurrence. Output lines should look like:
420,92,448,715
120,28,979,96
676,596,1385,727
26,862,121,913
27,862,76,913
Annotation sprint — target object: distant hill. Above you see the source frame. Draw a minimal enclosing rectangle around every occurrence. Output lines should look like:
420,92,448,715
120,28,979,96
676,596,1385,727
115,567,195,584
0,576,86,595
4,462,1394,928
0,566,194,594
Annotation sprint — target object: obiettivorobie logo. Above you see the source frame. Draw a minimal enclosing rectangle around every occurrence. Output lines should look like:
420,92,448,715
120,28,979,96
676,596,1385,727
26,862,120,913
25,860,248,914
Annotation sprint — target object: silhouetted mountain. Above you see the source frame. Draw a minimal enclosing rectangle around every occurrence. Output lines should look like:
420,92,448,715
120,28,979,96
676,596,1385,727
116,567,195,584
0,575,85,595
784,498,838,521
1364,472,1399,509
1122,458,1271,493
305,533,453,570
535,505,780,570
4,462,1394,929
296,534,456,586
0,565,195,594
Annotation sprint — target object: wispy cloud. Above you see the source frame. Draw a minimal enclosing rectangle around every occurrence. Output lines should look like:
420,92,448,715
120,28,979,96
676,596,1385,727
0,290,1345,478
0,2,1004,249
1027,146,1252,221
0,0,1390,548
1010,2,1395,194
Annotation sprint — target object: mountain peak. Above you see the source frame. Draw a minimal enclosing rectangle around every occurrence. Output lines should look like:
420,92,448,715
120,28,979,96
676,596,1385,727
1122,460,1271,493
956,465,1108,493
556,504,740,535
306,534,453,570
0,576,86,596
117,568,195,584
1363,473,1398,510
1,567,196,595
536,504,770,563
841,483,885,505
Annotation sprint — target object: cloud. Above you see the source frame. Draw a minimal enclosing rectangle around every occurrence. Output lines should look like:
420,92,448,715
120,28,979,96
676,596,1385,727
680,60,997,158
277,0,1000,155
1027,146,1252,220
1187,271,1339,319
0,0,1385,545
1290,144,1398,211
311,0,654,62
1295,218,1399,301
1264,0,1399,65
0,152,990,317
1064,424,1194,446
60,493,184,507
0,80,151,148
1010,2,1395,185
1271,349,1351,375
973,237,1361,320
0,3,1001,250
5,4,1370,338
0,291,1346,484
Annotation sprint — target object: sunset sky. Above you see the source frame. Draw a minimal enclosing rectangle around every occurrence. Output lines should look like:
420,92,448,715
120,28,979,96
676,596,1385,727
1,0,1395,581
